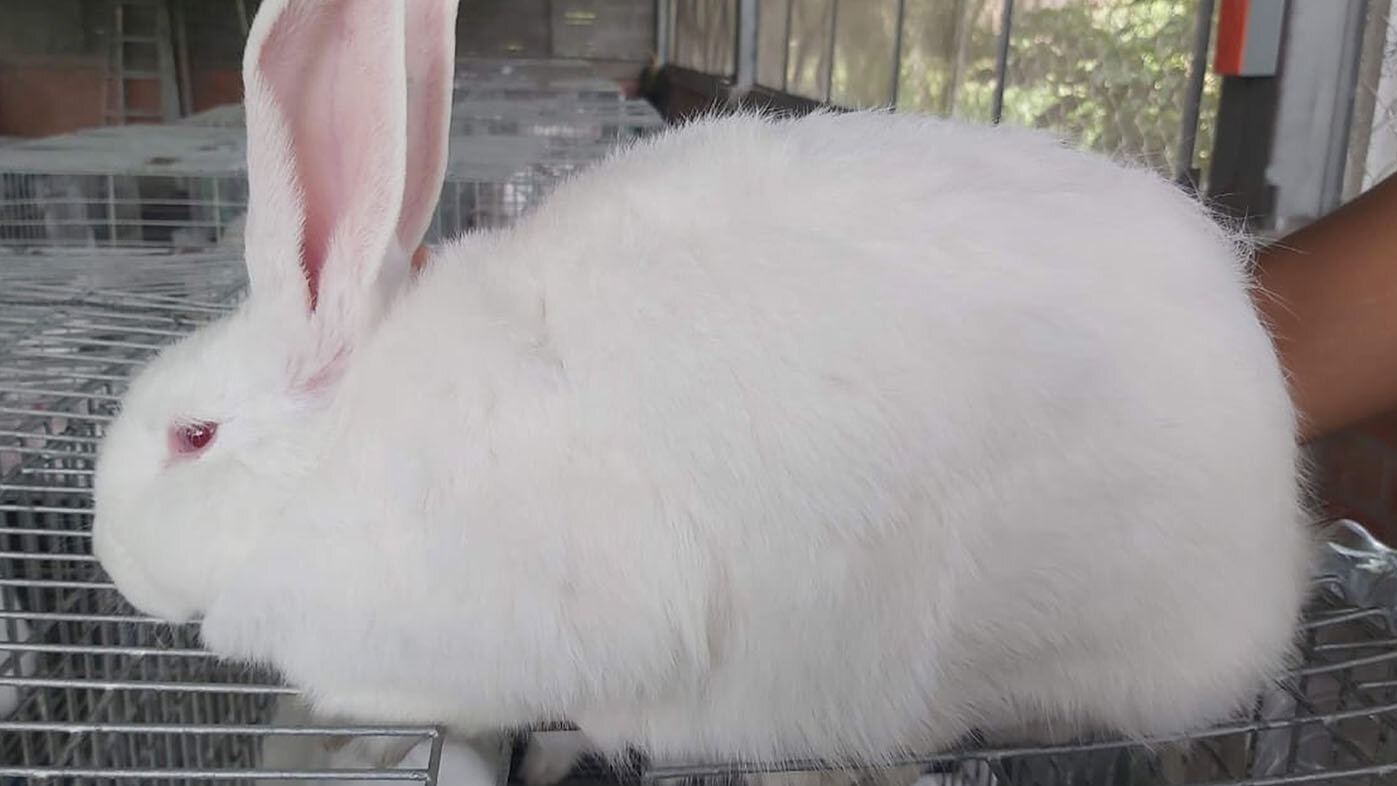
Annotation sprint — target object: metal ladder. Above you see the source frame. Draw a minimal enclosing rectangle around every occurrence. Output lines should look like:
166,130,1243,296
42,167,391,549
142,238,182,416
105,0,182,125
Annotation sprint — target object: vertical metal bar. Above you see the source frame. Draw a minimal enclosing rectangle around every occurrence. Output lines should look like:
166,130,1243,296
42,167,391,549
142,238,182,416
18,690,34,769
188,666,207,769
105,175,117,244
154,0,183,122
1345,0,1389,199
825,0,840,103
548,0,558,56
1175,0,1218,186
211,177,222,242
946,0,975,115
113,3,127,125
425,729,446,786
1320,0,1371,214
991,0,1016,124
736,0,758,89
782,0,794,91
1,174,10,241
173,0,194,117
889,0,907,108
455,181,464,237
85,635,105,769
655,0,672,64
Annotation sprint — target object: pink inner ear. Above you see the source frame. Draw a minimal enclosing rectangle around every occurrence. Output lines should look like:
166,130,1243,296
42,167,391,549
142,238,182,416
258,3,402,312
301,235,326,311
397,0,456,254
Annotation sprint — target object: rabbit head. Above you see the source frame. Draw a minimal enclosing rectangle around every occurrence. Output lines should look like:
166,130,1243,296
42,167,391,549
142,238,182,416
93,0,458,622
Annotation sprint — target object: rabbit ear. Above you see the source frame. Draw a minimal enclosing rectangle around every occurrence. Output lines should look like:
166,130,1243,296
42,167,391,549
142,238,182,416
240,0,457,378
399,0,458,260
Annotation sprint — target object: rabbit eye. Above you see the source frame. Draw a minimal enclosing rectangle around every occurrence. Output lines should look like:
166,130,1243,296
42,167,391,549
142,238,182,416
170,421,218,457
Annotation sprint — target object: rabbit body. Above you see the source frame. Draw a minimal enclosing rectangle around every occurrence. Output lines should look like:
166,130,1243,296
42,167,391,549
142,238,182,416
197,111,1309,763
92,0,1310,775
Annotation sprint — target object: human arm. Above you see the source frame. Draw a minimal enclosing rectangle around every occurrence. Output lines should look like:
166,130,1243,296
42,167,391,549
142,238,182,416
1252,173,1397,442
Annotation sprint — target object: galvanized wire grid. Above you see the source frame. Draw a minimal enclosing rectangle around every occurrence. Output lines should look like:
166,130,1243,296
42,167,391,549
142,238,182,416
4,247,1397,785
0,126,249,249
0,58,664,252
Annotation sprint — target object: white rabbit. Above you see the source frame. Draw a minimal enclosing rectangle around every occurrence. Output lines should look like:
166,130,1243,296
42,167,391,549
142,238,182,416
92,0,1313,782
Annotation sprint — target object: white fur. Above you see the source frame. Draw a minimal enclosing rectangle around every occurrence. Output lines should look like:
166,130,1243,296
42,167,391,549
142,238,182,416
93,0,1313,777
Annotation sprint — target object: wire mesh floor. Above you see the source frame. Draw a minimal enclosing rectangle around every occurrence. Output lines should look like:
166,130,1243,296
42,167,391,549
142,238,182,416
3,249,1397,785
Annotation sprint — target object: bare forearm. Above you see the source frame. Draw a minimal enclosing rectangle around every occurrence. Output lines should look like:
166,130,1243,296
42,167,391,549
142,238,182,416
1253,173,1397,442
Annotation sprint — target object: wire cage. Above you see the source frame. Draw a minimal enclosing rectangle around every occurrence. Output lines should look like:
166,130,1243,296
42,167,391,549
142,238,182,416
0,127,249,250
0,58,664,253
5,245,1397,785
450,58,666,142
177,59,668,144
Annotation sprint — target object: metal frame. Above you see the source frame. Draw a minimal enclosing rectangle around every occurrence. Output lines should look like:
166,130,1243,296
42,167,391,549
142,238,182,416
1176,0,1220,186
1320,0,1373,215
782,0,794,92
990,0,1016,125
1342,0,1391,201
824,0,840,103
735,0,758,92
656,0,673,64
888,0,907,108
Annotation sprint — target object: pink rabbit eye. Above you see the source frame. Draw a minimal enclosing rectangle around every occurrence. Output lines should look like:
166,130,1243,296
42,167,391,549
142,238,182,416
170,421,218,457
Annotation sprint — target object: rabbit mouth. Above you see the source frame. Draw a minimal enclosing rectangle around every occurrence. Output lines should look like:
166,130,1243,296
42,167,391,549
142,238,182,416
93,527,202,624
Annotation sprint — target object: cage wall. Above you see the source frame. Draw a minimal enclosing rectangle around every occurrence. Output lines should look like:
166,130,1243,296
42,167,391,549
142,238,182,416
0,58,664,252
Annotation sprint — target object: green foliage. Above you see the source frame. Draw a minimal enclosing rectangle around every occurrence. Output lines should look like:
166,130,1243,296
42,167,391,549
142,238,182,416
889,0,1220,178
744,0,1218,178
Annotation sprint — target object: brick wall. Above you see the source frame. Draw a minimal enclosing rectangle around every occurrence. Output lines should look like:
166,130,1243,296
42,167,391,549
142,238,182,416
0,58,106,136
